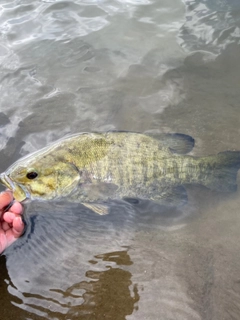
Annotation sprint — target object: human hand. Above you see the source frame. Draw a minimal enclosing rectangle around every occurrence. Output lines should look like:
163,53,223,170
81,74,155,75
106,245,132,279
0,191,24,254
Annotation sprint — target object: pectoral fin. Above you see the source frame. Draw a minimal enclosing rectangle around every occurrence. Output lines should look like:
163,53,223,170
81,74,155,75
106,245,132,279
82,203,109,215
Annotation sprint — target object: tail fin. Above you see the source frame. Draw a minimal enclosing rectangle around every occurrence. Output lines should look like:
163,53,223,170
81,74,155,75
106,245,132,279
201,151,240,193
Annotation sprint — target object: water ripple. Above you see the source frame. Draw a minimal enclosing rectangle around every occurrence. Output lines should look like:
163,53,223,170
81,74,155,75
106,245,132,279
1,0,240,319
179,0,240,52
4,201,138,318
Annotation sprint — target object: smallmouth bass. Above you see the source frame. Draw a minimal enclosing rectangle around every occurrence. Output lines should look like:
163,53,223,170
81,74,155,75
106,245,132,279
1,131,240,215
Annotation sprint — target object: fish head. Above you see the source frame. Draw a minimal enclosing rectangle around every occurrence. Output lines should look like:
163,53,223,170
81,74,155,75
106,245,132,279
0,153,80,202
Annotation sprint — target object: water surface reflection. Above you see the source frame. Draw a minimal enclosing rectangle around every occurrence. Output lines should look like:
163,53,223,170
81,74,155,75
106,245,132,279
65,251,139,320
3,201,141,319
1,0,240,319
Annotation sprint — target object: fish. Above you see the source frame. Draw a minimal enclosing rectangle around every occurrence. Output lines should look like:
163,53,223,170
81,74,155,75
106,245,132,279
1,131,240,215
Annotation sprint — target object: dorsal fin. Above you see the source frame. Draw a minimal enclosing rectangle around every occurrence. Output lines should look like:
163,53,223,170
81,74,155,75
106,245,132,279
106,130,195,154
144,131,195,154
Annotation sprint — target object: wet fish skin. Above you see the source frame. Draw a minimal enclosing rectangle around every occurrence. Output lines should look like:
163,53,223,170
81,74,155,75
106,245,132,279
0,132,190,202
0,132,240,211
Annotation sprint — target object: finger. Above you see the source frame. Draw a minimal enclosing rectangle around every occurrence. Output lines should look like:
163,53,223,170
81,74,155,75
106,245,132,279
12,216,24,236
3,211,16,224
2,221,10,231
0,191,13,210
5,229,16,247
0,230,7,254
10,201,23,215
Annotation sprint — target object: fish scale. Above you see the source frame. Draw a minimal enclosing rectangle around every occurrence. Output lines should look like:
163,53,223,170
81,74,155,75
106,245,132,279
1,132,240,215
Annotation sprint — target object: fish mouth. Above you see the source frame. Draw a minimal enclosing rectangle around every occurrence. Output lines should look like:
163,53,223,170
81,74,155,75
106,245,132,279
0,173,30,202
0,173,14,190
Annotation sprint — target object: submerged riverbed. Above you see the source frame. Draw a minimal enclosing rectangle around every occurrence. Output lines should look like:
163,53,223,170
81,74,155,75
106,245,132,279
1,0,240,319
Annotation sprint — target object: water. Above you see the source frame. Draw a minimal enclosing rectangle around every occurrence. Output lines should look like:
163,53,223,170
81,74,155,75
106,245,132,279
1,0,240,319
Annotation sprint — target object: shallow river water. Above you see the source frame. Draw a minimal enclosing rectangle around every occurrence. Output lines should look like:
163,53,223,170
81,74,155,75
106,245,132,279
1,0,240,319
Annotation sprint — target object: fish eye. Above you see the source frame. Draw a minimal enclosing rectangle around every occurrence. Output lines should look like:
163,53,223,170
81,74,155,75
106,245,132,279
26,171,38,180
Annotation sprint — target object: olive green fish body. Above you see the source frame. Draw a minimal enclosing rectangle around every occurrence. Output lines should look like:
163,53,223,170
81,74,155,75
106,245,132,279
1,132,240,212
49,133,193,201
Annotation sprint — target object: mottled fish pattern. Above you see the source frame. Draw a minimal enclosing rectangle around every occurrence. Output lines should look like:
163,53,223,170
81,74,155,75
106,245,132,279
1,132,240,214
